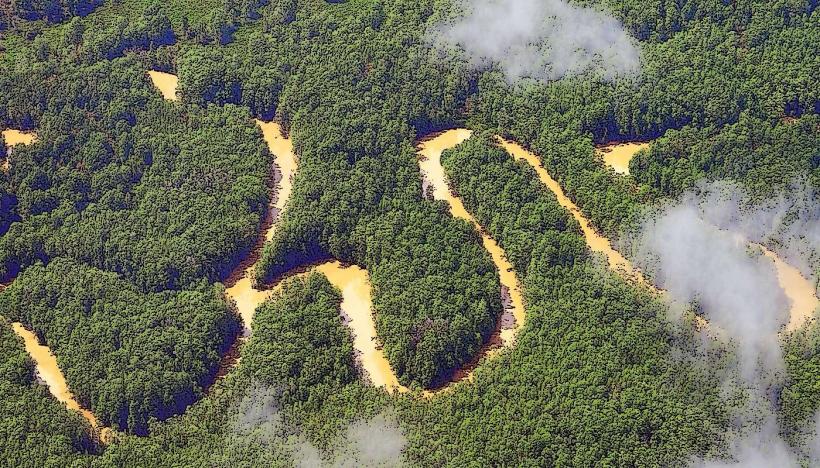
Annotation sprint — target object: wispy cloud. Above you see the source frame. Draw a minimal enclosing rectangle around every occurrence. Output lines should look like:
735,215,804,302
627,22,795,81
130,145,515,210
693,180,820,296
226,382,405,466
427,0,641,83
627,180,820,466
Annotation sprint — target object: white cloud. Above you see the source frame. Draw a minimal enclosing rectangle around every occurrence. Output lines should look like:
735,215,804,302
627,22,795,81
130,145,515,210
427,0,641,83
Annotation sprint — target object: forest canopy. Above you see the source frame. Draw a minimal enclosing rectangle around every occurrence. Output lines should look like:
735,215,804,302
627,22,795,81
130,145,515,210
0,0,818,465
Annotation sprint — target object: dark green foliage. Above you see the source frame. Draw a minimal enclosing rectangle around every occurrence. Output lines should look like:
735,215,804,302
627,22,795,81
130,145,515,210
409,134,726,466
1,53,272,291
180,0,500,388
1,0,103,28
78,6,175,62
0,320,98,466
243,273,356,407
177,40,283,119
90,371,294,467
95,271,382,465
782,320,820,439
0,258,240,435
0,0,817,465
631,113,820,197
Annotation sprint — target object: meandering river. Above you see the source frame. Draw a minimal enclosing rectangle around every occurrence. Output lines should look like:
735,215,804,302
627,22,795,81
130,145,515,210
223,120,405,392
760,245,818,332
218,126,404,391
416,130,526,389
146,71,406,394
144,76,816,399
499,137,645,282
502,137,818,334
10,323,100,426
224,120,298,336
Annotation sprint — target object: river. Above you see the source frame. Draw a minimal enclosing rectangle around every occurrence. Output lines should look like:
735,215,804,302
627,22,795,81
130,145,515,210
2,132,110,440
147,74,403,394
9,320,113,442
760,245,819,332
223,120,297,336
502,137,818,334
145,71,292,336
10,322,100,427
147,71,179,101
596,142,649,175
416,130,527,391
499,137,645,282
2,128,37,171
221,120,405,393
314,262,408,393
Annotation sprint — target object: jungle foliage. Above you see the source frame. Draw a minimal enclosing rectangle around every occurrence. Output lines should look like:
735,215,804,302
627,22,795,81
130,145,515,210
0,258,240,435
0,0,817,465
0,320,98,466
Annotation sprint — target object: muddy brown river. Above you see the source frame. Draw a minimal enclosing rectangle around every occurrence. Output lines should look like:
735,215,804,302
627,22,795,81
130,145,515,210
416,130,526,392
504,137,818,334
147,71,179,101
224,120,298,336
596,142,649,175
499,137,646,282
760,246,819,332
2,128,37,171
148,73,405,393
10,323,100,427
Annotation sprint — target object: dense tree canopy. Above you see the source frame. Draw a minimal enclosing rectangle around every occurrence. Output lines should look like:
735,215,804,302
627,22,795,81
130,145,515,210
0,258,240,434
0,320,98,465
631,113,820,198
1,45,274,290
417,133,728,465
0,0,817,465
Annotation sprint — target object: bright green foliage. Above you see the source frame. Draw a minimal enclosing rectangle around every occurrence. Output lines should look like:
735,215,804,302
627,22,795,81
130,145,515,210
0,0,817,465
782,321,820,440
1,53,272,291
96,272,383,465
243,273,356,407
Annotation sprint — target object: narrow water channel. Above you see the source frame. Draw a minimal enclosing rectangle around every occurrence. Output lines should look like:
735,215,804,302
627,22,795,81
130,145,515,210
224,120,297,336
147,73,404,394
314,262,408,393
416,130,526,391
499,137,646,282
760,245,819,332
10,319,113,442
10,322,100,427
501,137,818,334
